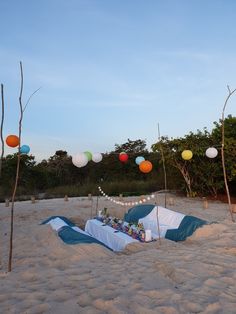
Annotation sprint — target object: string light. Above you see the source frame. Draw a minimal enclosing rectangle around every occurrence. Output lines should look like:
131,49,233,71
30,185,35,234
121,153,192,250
97,186,156,206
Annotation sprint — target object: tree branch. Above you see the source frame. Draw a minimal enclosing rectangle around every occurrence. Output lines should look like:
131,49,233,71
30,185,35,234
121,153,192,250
23,87,41,113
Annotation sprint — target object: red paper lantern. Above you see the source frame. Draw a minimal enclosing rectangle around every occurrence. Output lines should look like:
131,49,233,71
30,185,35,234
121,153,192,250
139,160,153,173
6,135,19,148
119,152,128,163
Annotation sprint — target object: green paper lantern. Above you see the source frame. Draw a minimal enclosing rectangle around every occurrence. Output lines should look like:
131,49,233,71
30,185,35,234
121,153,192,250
84,151,92,161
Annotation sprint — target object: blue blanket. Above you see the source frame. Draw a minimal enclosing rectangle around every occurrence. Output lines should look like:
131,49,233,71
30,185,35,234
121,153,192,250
41,216,110,249
165,215,207,241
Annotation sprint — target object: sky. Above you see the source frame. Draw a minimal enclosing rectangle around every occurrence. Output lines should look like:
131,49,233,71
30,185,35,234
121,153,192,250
1,0,236,161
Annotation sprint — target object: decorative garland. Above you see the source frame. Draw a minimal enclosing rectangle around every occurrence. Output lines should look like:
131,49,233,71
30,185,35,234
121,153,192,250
98,186,155,207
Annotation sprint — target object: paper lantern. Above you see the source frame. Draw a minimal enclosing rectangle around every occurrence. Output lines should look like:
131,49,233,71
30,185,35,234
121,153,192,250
135,156,145,165
119,152,128,163
206,147,218,158
20,145,30,154
92,152,103,163
72,155,78,167
6,135,19,148
139,160,153,173
181,150,193,160
84,151,92,161
72,153,88,168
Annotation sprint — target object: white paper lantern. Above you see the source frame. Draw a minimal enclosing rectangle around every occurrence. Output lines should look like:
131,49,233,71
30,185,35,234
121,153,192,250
92,152,103,163
72,155,79,167
206,147,218,158
72,153,88,167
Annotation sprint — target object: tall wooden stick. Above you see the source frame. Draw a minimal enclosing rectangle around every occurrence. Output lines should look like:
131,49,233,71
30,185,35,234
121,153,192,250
95,195,99,216
158,123,167,208
90,197,93,219
221,85,236,222
0,84,4,269
0,84,5,177
155,195,161,245
8,62,24,272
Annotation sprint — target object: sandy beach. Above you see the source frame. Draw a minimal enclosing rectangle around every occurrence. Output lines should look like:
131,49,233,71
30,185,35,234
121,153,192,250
0,194,236,314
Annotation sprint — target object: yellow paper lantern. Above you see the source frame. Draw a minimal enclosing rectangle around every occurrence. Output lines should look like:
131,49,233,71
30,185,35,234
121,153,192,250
181,150,193,160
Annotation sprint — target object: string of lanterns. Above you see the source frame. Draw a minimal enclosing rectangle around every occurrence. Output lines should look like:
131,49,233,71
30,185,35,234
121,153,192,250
5,133,219,164
72,147,219,171
98,186,155,207
71,150,154,173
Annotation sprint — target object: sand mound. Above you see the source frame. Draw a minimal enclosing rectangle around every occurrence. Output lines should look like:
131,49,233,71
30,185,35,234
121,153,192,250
1,195,236,314
189,222,228,240
37,225,113,261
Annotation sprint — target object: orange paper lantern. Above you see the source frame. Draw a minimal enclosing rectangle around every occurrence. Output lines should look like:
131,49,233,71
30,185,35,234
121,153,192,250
6,135,19,148
139,160,153,173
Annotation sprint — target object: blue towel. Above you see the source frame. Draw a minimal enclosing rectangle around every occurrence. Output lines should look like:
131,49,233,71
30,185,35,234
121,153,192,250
41,216,111,250
41,215,76,227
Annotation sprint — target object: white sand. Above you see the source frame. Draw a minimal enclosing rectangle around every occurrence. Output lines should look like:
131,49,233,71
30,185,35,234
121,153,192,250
0,194,236,314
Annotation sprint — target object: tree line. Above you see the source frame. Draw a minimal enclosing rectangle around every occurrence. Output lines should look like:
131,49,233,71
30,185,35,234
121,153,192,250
0,115,235,201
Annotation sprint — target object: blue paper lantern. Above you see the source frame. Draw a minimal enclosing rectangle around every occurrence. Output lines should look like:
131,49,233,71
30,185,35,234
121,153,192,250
20,145,30,154
135,156,145,165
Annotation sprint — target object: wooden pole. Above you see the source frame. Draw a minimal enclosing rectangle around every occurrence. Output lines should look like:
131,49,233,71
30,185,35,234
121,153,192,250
221,86,236,222
158,123,167,208
95,195,99,216
156,207,161,245
155,195,161,245
8,62,24,272
202,197,208,209
0,84,5,178
31,196,36,204
7,63,40,272
89,194,93,219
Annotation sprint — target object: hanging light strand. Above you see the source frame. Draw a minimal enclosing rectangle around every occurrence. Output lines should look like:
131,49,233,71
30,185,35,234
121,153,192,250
98,186,155,207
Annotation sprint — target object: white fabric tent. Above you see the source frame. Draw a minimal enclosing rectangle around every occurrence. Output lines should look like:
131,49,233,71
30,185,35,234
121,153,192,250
139,206,185,239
